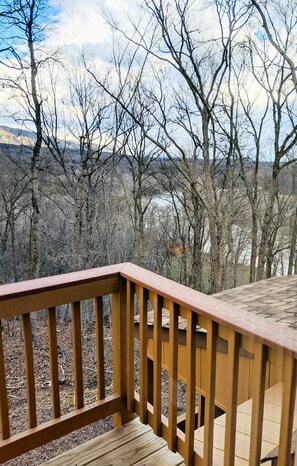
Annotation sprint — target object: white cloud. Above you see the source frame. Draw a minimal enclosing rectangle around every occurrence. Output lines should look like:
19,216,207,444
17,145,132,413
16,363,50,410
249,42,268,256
49,0,110,48
48,0,137,50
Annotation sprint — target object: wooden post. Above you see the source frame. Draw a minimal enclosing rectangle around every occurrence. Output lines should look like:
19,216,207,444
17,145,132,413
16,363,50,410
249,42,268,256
112,277,135,427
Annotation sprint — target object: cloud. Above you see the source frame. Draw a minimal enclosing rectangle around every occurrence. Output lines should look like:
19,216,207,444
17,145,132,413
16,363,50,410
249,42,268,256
49,0,111,48
48,0,138,51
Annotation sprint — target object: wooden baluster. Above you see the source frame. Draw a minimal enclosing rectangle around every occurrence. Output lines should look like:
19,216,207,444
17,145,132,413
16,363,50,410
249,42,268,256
168,301,178,451
139,286,149,424
72,301,84,409
278,352,297,465
48,307,61,418
127,280,135,412
0,320,10,439
185,310,197,466
95,297,105,400
249,341,267,466
153,293,163,436
224,330,240,466
203,320,218,466
22,313,37,428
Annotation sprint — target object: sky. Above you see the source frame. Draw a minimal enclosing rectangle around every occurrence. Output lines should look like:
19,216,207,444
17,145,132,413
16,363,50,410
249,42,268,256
0,0,138,127
0,0,251,129
0,0,294,133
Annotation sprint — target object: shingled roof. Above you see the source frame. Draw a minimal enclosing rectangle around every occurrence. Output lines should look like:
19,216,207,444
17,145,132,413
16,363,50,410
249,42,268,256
214,275,297,330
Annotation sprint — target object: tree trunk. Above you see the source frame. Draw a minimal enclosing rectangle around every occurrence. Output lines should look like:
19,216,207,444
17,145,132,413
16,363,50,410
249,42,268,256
288,207,297,275
29,145,41,279
202,111,223,294
250,209,258,283
191,194,203,292
28,25,42,279
256,169,279,281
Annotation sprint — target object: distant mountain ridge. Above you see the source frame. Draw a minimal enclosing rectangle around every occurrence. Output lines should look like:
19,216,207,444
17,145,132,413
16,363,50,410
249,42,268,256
0,125,35,139
0,125,35,146
0,125,79,150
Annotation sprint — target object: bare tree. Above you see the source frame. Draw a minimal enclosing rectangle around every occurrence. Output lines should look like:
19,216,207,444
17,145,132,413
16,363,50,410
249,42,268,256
0,147,30,282
117,122,160,267
246,25,297,279
0,0,57,278
88,0,251,292
43,57,129,270
250,0,297,90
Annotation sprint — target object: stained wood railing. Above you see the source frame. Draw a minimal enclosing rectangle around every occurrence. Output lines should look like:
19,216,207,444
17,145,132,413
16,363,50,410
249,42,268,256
0,263,297,465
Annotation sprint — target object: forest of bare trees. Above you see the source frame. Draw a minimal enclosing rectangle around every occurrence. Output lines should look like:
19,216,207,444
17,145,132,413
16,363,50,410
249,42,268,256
0,0,296,294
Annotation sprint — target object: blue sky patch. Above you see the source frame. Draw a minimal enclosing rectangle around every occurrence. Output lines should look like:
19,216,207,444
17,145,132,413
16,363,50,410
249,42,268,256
255,30,267,41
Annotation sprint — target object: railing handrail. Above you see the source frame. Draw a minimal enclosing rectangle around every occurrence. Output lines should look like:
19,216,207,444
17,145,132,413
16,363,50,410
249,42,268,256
0,264,125,318
0,261,296,355
0,263,126,301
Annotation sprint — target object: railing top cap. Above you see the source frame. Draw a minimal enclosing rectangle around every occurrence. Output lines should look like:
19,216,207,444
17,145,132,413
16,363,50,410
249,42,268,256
0,263,127,301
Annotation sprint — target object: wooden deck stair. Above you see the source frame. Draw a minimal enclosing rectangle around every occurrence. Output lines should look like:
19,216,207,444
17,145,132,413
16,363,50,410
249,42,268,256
40,418,185,466
194,383,297,465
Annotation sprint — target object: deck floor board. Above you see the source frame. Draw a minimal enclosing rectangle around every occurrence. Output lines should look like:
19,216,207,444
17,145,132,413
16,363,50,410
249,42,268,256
40,418,185,466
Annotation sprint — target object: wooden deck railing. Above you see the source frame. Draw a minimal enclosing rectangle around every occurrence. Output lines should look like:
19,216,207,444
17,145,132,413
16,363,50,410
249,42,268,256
0,263,296,465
